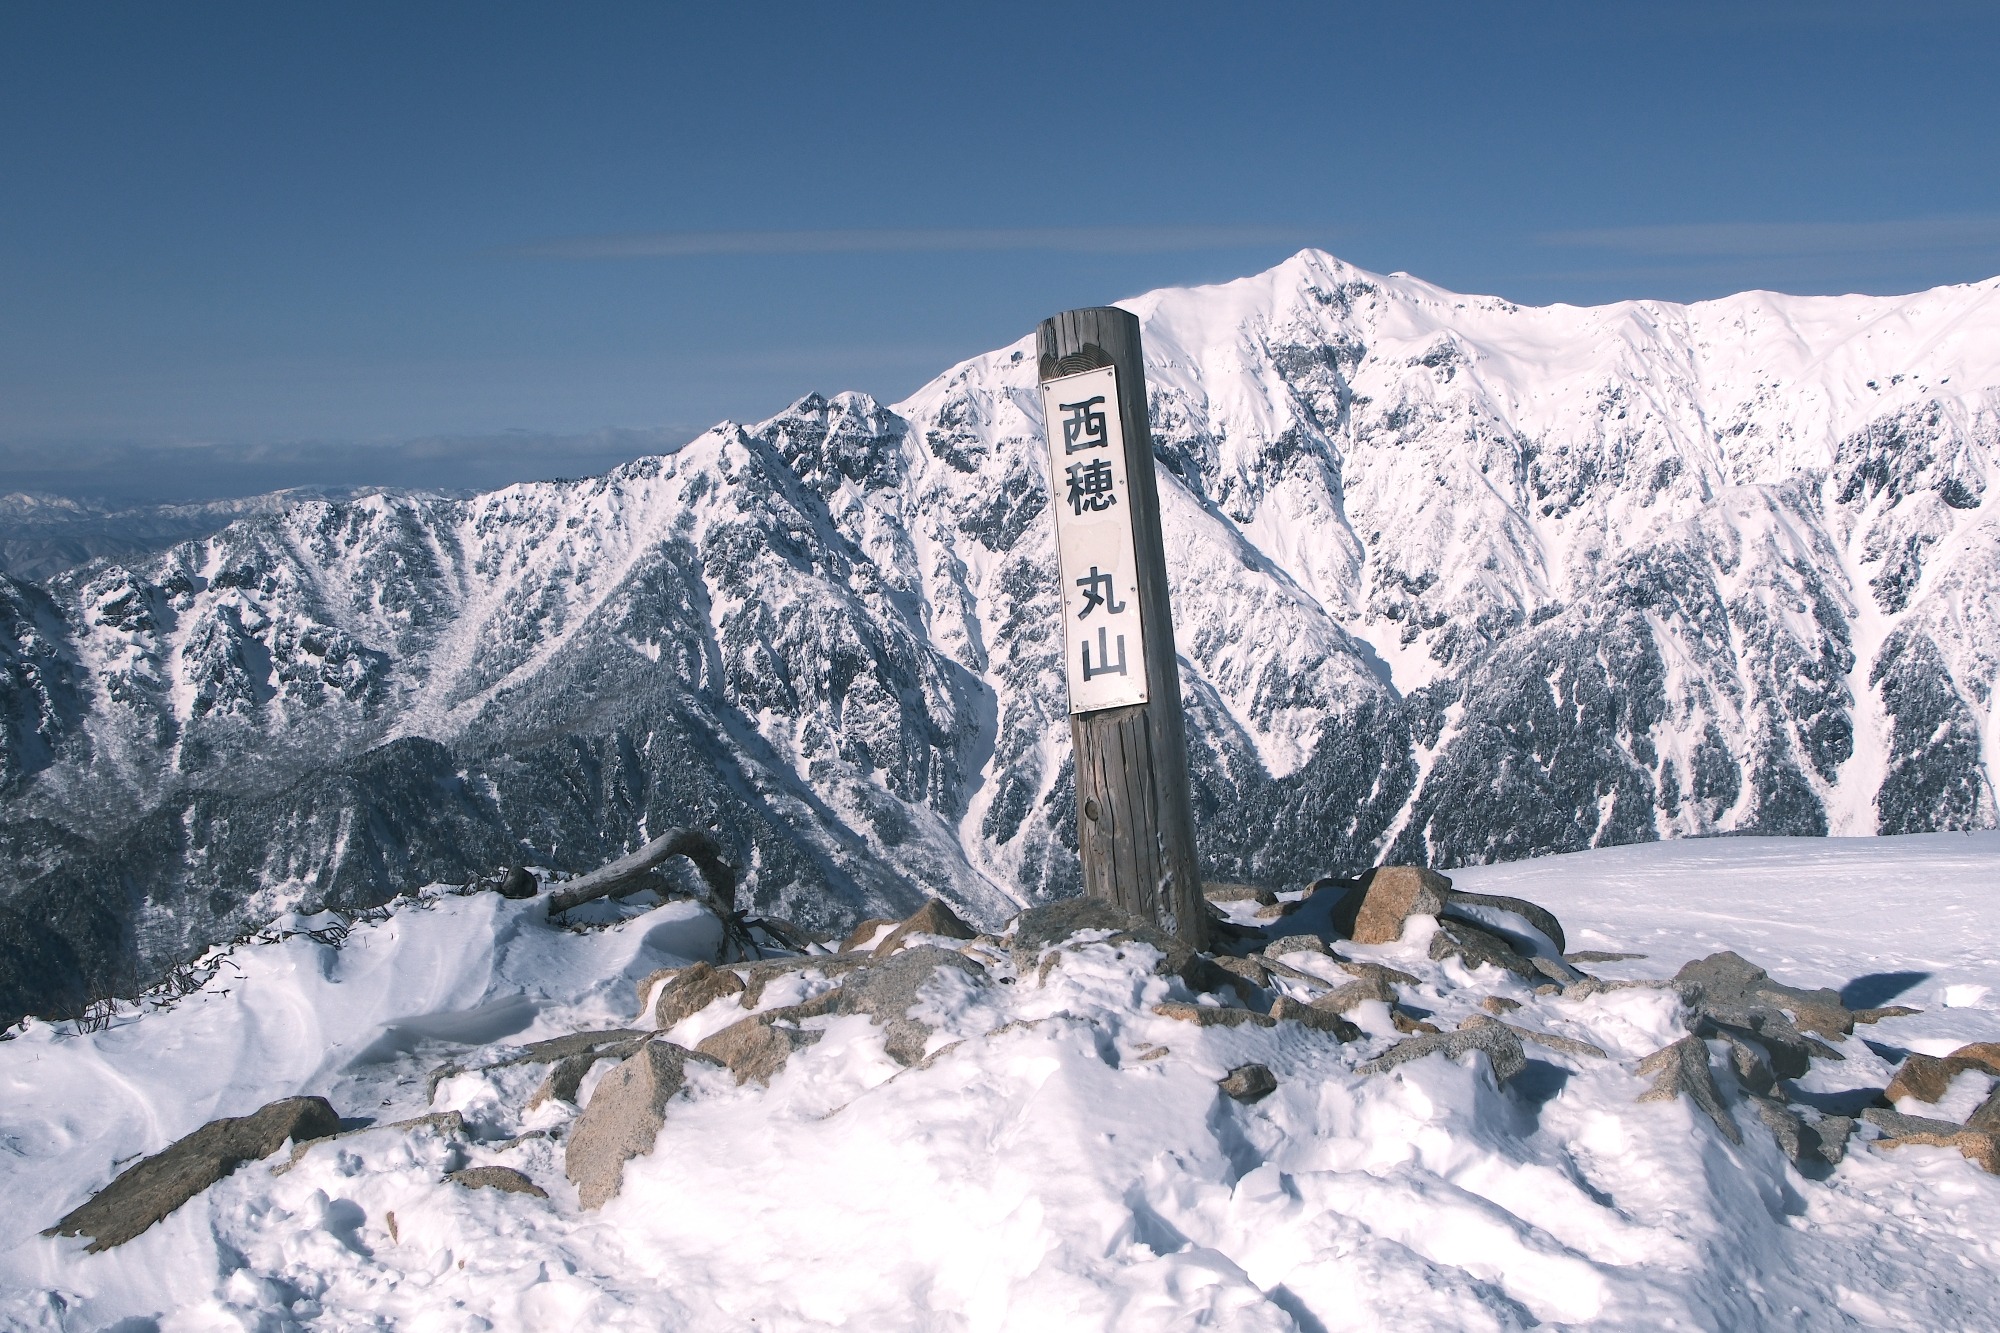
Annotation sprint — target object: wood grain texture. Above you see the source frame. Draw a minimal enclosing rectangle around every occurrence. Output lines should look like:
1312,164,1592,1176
1038,307,1208,947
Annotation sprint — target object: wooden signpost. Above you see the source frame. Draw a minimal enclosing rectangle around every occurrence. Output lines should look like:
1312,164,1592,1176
1037,306,1207,948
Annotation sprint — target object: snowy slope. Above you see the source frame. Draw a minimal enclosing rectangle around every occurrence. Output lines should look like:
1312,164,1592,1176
5,251,2000,1021
2,835,1997,1329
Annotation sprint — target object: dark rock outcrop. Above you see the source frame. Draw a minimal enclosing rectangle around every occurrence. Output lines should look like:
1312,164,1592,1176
1362,1015,1527,1085
1635,1036,1739,1143
45,1095,340,1251
1219,1064,1278,1103
449,1165,548,1198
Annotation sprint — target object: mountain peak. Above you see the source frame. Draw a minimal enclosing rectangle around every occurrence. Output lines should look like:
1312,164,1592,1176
4,255,1999,1025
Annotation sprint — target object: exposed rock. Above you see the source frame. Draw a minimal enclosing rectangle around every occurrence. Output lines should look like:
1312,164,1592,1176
1314,976,1397,1013
1884,1044,2000,1106
508,1029,648,1066
1863,1107,2000,1173
1817,1114,1856,1165
748,917,825,952
1753,1097,1808,1165
737,953,870,1008
497,866,540,900
1391,1008,1442,1034
1715,1032,1778,1096
872,898,978,957
1429,918,1538,980
1362,1016,1526,1084
449,1165,548,1198
1950,1041,2000,1071
1531,955,1588,985
1262,934,1333,958
1270,996,1360,1040
45,1096,340,1251
695,1014,823,1086
281,1111,467,1171
1781,997,1855,1042
1011,898,1153,959
1636,1036,1741,1144
1851,1005,1922,1024
654,961,746,1029
1674,951,1855,1040
1256,954,1336,987
527,1053,597,1109
840,918,899,953
1255,900,1302,920
1968,1085,2000,1132
1481,996,1522,1014
1219,1063,1278,1103
1864,1105,1972,1136
1750,1098,1849,1170
1349,866,1451,944
1563,975,1676,1000
1565,950,1646,964
761,991,842,1024
1477,1018,1608,1061
1009,899,1224,993
566,1041,718,1209
1204,882,1277,906
527,1042,647,1109
1441,890,1569,955
435,1027,648,1103
1154,1001,1277,1029
1884,1053,1954,1104
634,967,681,1017
826,945,985,1065
1212,955,1272,989
1675,952,1849,1078
1337,958,1419,987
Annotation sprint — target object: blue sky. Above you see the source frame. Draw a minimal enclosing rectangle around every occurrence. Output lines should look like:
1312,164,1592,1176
4,1,1999,501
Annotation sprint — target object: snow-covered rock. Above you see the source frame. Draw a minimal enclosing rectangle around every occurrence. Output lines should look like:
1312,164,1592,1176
5,834,1999,1328
6,251,2000,1019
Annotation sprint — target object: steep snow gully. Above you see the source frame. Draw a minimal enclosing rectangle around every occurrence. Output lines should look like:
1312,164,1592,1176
5,250,2000,1020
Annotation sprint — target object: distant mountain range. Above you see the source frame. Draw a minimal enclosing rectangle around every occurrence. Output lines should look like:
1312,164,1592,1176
0,489,382,583
5,249,1998,1022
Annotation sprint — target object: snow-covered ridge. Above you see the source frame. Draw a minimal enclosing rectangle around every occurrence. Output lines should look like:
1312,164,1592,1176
3,251,2000,1020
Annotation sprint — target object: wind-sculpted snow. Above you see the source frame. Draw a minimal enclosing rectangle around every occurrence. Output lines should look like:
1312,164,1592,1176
4,249,2000,1021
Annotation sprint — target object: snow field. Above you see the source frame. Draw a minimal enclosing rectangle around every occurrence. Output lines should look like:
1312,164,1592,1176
2,834,1999,1329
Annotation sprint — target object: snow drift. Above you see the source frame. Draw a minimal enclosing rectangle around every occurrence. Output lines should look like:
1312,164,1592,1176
3,834,1998,1330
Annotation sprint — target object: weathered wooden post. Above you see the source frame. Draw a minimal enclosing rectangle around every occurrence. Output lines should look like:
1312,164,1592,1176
1037,306,1208,948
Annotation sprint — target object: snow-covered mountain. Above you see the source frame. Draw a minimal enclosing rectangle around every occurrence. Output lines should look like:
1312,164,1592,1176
5,250,2000,1021
0,489,383,584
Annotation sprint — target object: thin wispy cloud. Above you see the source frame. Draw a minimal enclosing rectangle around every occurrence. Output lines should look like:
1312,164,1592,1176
1544,216,2000,258
513,225,1328,260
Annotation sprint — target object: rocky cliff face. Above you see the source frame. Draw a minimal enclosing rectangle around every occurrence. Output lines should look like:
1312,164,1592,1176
5,250,1999,1020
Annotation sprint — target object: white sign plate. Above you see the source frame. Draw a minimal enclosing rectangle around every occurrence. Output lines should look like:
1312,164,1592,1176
1040,364,1149,713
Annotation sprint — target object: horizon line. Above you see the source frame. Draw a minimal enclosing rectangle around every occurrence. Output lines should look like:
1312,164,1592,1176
510,225,1332,259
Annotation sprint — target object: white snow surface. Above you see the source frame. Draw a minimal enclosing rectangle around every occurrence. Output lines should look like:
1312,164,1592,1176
4,835,1999,1331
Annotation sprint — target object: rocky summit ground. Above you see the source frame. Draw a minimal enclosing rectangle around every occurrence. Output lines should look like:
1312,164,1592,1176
3,833,1998,1331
